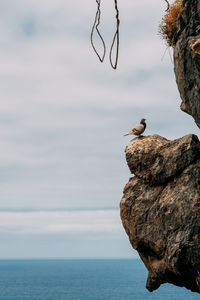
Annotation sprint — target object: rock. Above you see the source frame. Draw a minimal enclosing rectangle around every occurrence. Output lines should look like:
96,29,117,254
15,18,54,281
120,134,200,293
174,0,200,128
125,134,200,184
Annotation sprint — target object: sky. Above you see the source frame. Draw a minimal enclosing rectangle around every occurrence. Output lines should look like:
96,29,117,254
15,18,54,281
0,0,199,258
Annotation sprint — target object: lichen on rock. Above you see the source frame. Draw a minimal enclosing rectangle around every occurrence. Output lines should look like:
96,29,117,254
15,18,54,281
120,134,200,293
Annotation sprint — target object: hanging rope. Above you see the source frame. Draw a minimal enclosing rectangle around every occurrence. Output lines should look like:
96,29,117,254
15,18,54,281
90,0,106,63
90,0,120,69
109,0,120,69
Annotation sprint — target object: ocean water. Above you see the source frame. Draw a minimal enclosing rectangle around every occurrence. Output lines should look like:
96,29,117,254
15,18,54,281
0,259,198,300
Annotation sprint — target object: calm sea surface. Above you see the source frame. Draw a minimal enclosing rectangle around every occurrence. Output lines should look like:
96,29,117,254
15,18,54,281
0,259,198,300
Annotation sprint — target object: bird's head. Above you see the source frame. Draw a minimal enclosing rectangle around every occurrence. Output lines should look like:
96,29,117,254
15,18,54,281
140,118,146,124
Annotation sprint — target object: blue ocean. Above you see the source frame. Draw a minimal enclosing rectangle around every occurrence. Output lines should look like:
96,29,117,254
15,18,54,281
0,259,198,300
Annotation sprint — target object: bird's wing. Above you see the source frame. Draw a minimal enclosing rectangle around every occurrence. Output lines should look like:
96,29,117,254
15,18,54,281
132,124,144,133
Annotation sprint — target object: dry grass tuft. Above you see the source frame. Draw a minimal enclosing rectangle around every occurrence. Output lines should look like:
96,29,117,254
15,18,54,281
159,0,183,46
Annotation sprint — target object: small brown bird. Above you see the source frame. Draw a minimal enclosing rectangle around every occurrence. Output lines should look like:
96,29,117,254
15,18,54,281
124,118,146,136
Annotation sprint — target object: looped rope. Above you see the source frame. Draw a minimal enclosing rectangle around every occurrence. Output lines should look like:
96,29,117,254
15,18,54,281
90,0,106,63
109,0,120,69
90,0,120,69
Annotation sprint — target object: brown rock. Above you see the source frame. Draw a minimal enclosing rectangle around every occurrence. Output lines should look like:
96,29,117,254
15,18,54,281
173,0,200,128
126,134,200,183
120,134,200,293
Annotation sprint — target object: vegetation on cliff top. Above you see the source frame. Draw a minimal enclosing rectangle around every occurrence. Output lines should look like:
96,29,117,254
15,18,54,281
159,0,183,46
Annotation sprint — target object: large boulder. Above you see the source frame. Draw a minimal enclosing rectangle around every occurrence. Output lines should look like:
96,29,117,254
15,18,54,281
120,134,200,293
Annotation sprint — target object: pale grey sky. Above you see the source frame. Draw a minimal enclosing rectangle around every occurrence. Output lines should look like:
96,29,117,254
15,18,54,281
0,0,199,258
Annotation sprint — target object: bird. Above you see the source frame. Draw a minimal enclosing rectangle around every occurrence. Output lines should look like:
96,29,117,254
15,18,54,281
124,118,146,136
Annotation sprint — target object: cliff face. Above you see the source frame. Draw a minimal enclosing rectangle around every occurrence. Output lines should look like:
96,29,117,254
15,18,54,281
174,0,200,128
120,135,200,293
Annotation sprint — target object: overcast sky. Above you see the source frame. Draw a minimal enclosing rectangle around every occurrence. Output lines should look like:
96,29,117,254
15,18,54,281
0,0,199,258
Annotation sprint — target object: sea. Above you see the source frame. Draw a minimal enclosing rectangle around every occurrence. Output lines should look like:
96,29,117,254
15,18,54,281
0,259,198,300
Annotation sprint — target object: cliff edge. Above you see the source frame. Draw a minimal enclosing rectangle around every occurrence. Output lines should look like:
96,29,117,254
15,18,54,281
120,134,200,293
174,0,200,128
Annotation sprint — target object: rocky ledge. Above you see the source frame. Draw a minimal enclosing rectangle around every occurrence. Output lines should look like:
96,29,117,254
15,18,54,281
120,134,200,293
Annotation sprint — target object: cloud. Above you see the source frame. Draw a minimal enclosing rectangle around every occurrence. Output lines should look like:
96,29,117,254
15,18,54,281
0,209,123,236
0,208,136,258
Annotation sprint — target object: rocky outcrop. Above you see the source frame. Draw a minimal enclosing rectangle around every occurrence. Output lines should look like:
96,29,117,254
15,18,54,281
174,0,200,128
120,134,200,293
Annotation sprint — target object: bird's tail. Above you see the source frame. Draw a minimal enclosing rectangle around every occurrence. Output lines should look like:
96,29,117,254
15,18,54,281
123,132,131,136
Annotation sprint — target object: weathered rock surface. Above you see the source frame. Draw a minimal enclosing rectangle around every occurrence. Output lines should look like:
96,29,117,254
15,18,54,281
120,134,200,293
174,0,200,128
